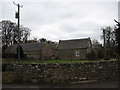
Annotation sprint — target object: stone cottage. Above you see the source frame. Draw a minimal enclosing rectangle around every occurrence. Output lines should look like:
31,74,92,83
56,38,92,60
5,42,55,60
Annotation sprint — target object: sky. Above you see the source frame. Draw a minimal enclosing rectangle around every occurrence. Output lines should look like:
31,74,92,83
0,0,119,43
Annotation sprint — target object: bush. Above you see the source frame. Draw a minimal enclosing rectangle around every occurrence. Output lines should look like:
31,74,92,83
86,51,97,60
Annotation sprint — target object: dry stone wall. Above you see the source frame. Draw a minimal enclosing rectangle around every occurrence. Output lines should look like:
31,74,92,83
3,60,120,83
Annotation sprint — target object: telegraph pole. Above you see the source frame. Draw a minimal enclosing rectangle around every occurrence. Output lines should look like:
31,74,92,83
13,2,23,62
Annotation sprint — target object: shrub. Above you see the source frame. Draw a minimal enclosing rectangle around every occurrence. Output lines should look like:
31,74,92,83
86,51,97,60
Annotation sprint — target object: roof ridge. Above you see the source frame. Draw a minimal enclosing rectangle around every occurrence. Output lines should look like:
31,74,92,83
59,37,90,42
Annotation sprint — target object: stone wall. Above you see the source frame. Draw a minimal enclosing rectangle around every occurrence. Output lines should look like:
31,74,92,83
2,60,120,83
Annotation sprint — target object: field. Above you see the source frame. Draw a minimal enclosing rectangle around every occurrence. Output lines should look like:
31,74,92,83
2,58,117,64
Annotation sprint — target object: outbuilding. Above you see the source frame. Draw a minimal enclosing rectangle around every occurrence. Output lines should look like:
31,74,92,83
56,38,92,60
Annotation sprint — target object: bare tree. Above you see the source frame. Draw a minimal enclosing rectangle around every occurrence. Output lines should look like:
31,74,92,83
101,26,115,48
92,39,100,45
114,19,120,57
101,26,116,59
0,20,31,47
1,20,16,46
20,26,30,43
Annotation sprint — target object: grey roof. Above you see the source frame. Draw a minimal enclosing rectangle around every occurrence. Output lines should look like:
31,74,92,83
5,42,44,53
57,38,91,49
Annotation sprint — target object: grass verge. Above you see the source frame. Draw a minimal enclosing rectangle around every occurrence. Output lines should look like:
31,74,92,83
2,58,117,64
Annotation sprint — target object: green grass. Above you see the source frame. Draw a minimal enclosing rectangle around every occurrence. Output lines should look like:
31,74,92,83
2,58,17,64
23,60,94,64
2,58,118,64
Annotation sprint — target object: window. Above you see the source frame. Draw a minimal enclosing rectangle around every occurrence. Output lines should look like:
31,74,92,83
75,50,80,57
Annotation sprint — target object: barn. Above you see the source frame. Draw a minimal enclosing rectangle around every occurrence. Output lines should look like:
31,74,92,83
56,38,92,60
5,42,55,60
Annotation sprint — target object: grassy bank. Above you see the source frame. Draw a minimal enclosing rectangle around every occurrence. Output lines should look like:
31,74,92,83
2,58,117,64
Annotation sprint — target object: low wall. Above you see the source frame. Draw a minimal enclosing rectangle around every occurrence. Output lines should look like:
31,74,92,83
2,60,120,83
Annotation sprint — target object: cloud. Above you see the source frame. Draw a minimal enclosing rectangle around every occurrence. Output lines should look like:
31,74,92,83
1,0,119,3
1,1,118,44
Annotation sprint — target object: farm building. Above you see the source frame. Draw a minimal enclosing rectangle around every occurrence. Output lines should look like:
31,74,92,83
56,38,92,60
5,42,56,60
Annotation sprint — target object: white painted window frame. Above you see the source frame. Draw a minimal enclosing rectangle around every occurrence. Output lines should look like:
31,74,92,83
75,50,80,57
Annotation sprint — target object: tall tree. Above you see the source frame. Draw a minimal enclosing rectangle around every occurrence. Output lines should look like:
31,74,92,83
101,26,115,48
0,20,31,47
1,20,16,46
101,26,116,59
114,20,120,56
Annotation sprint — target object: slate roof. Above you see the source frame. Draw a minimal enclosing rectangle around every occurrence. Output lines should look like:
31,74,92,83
57,38,91,49
5,42,44,53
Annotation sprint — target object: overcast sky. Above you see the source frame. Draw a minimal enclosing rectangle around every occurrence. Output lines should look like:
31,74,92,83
0,0,119,43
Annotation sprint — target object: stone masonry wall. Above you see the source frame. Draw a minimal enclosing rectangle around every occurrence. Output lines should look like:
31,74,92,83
3,60,120,83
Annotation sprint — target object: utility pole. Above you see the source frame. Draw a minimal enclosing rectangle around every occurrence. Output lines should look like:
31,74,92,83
103,29,106,59
13,2,23,62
